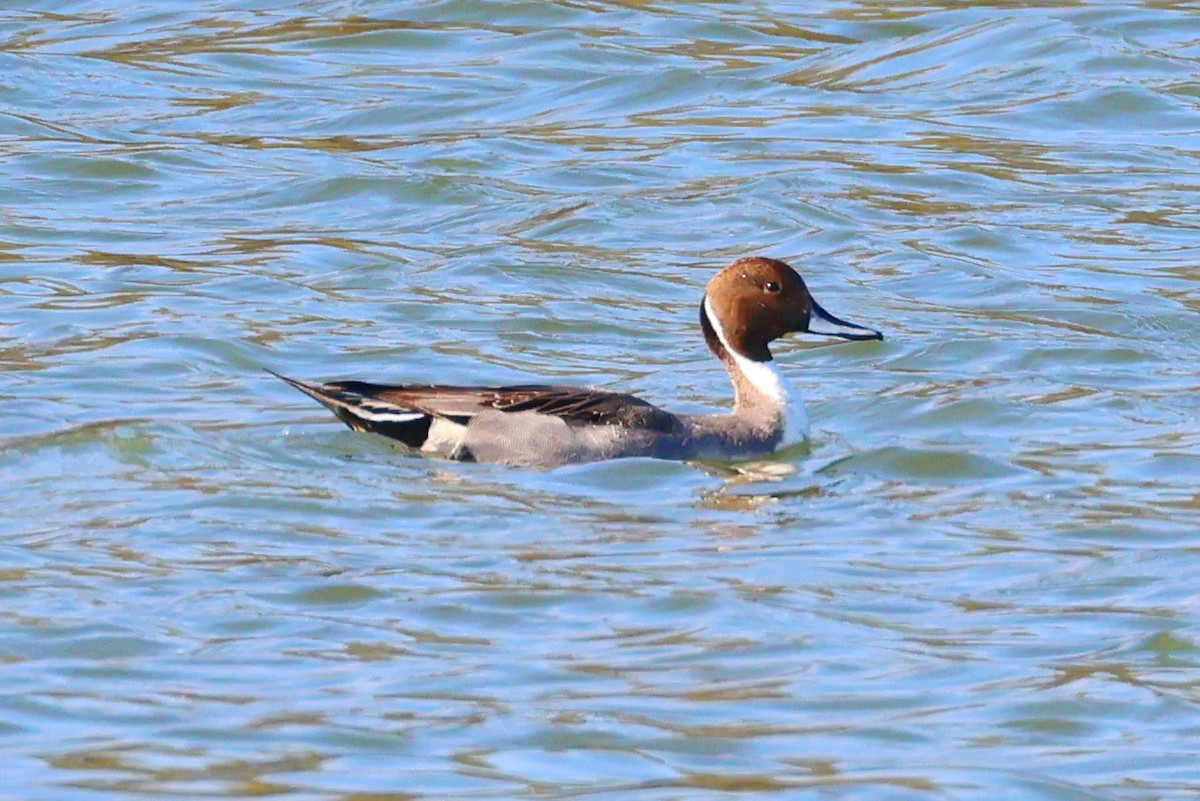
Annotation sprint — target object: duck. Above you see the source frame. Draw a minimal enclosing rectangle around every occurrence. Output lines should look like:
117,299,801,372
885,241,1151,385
271,257,882,467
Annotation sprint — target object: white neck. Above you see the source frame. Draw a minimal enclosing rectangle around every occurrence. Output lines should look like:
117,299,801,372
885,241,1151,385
703,296,809,445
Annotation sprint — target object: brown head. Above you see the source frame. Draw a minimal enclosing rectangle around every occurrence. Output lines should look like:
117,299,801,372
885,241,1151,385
700,257,882,362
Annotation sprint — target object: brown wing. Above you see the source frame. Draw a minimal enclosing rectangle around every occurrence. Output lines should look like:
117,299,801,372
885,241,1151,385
326,381,681,432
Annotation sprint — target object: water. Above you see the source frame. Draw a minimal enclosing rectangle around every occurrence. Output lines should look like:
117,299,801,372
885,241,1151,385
3,2,1199,798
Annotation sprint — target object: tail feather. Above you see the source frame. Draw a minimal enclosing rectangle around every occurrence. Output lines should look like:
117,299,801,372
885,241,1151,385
268,369,433,448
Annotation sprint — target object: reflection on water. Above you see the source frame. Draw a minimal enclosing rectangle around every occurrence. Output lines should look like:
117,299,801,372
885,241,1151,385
2,2,1200,799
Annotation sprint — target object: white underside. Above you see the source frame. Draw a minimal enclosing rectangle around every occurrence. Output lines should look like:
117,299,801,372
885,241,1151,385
704,297,810,447
421,416,469,455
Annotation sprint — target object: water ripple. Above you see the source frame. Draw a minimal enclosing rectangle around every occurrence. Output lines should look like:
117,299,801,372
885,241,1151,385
2,2,1199,799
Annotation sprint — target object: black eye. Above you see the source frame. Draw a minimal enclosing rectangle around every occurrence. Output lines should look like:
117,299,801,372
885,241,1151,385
764,281,781,293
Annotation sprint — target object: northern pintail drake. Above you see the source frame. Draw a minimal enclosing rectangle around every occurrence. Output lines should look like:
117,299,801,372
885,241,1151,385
272,257,882,467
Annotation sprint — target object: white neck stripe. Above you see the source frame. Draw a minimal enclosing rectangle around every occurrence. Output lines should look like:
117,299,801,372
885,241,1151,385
704,296,809,446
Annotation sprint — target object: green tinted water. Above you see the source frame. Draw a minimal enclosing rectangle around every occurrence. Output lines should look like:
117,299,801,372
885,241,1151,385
3,3,1199,799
